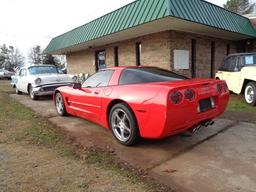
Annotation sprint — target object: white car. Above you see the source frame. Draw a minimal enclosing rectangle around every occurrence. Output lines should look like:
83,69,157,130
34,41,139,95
0,68,15,79
15,65,77,100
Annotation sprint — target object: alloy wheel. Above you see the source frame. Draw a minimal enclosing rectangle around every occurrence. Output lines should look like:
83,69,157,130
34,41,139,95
111,109,132,143
55,93,64,115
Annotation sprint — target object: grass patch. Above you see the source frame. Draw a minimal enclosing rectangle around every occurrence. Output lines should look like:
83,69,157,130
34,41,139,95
0,90,77,158
228,95,256,113
85,150,149,186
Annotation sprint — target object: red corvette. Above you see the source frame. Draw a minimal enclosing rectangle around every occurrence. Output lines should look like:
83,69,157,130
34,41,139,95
54,66,229,146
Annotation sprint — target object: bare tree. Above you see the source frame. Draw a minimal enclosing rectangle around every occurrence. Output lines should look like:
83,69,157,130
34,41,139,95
28,45,43,65
0,44,25,71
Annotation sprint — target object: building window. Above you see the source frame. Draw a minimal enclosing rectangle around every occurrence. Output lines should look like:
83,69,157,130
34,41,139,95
191,39,197,78
211,42,216,78
174,50,189,70
136,42,141,66
95,50,106,71
227,44,230,56
114,46,119,67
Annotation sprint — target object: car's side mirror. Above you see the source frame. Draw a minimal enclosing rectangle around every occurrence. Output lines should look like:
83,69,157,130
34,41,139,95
73,82,82,90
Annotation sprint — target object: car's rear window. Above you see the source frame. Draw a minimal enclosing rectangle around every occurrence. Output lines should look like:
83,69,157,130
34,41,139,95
119,67,188,85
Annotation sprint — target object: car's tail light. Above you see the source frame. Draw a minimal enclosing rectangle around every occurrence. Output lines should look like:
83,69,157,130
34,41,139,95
170,91,183,104
217,83,229,94
184,89,195,101
223,83,229,92
217,84,223,93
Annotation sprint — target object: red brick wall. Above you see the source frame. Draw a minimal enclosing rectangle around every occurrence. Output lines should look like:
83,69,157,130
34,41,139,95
66,30,237,78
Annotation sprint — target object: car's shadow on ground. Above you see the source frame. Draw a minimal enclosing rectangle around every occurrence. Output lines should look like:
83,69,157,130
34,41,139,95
38,95,53,101
135,133,193,148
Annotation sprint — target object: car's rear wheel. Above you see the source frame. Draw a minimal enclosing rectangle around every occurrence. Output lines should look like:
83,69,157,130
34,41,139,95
28,85,38,100
109,103,140,146
55,92,67,116
244,82,256,106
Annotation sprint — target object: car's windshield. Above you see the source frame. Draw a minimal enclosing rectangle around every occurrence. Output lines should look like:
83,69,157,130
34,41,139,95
28,66,58,75
119,67,188,85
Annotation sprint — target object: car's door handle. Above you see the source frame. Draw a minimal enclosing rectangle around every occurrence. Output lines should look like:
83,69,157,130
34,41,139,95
94,91,100,95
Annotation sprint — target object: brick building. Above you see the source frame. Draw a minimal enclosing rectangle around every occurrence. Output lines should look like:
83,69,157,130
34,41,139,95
44,0,256,78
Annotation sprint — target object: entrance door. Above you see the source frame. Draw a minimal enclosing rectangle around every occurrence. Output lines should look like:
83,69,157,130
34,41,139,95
95,50,106,71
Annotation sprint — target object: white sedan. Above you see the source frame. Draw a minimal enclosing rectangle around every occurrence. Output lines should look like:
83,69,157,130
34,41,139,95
16,65,77,100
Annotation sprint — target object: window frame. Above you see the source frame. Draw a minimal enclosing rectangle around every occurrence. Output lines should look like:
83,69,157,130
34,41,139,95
114,46,119,67
135,42,141,66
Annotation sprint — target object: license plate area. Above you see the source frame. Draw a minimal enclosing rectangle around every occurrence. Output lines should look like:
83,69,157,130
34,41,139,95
199,97,213,112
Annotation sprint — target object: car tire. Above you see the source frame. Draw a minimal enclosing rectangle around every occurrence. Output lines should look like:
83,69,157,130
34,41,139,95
28,85,38,100
55,92,68,116
109,103,140,146
16,88,22,95
244,82,256,106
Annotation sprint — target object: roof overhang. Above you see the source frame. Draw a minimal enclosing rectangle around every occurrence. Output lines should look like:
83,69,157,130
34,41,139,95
50,16,252,55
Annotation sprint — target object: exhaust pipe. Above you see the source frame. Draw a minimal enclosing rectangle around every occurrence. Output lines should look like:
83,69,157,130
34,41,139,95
188,121,215,135
202,121,215,127
209,121,215,126
189,125,202,134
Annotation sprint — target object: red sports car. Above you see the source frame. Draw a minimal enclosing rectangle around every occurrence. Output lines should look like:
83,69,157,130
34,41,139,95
54,67,229,146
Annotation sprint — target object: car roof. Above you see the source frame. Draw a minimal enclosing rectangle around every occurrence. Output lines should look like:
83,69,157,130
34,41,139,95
102,66,157,71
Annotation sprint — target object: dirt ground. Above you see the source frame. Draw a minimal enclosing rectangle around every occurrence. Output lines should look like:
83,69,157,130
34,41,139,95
0,80,156,192
0,144,149,192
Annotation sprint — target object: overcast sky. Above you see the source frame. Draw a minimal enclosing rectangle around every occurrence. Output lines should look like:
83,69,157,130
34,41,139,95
0,0,228,57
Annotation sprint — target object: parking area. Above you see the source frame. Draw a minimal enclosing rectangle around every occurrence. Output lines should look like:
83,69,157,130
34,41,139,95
9,91,256,192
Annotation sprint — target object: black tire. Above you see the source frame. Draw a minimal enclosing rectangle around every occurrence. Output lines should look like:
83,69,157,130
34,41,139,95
109,103,140,146
244,82,256,106
16,88,22,95
55,92,68,116
28,85,38,100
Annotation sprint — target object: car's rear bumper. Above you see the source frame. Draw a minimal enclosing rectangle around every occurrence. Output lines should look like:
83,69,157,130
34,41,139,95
139,92,229,139
162,93,229,137
32,82,74,96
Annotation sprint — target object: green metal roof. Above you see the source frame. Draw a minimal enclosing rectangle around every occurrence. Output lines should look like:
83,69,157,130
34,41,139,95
44,0,256,54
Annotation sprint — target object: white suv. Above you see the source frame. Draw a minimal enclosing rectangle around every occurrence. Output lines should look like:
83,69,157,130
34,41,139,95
216,53,256,106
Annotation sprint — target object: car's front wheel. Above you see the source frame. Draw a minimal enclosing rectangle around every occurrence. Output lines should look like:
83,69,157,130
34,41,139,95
244,82,256,106
109,103,140,146
28,85,38,100
55,92,67,116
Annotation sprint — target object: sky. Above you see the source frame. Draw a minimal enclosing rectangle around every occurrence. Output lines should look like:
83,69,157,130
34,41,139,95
0,0,228,58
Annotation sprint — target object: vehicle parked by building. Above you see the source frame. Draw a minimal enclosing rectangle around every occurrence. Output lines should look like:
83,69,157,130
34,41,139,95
15,65,77,100
54,66,229,146
0,68,15,80
216,53,256,106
